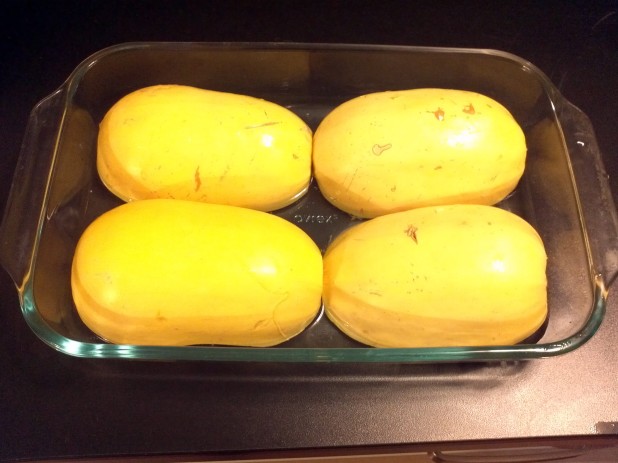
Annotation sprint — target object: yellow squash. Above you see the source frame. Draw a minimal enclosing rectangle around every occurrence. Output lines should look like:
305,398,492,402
322,204,547,347
97,85,312,211
313,88,527,218
71,199,323,347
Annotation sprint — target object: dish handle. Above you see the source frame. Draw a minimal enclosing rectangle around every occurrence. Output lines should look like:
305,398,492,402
560,100,618,292
0,88,66,290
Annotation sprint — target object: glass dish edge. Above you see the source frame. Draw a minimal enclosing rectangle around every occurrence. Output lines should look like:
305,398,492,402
1,41,615,363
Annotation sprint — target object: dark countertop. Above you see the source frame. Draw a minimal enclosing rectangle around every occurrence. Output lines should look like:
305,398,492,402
2,1,618,461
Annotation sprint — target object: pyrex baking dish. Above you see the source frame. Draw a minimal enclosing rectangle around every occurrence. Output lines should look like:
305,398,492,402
1,42,617,362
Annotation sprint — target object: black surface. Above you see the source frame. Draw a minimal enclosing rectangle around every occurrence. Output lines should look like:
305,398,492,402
2,1,618,461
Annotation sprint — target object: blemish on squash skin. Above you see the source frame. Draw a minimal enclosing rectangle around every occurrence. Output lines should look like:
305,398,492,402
219,164,230,181
245,121,281,129
433,108,445,121
372,143,392,156
194,166,201,191
463,103,476,115
272,293,292,339
405,224,419,243
253,319,269,329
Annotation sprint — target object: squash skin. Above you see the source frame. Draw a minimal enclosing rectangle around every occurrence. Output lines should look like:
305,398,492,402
71,199,323,347
322,204,547,347
97,85,312,211
313,88,527,218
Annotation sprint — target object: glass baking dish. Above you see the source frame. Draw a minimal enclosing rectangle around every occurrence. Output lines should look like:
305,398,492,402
1,42,617,362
